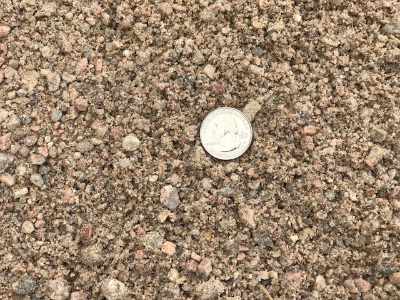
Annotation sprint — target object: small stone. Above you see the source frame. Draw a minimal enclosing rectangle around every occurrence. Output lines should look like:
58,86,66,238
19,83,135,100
51,109,63,122
14,187,29,198
25,135,38,147
74,97,89,112
76,140,94,153
70,291,87,300
91,120,108,137
21,70,40,92
161,241,176,256
160,185,180,211
303,125,318,136
81,244,103,265
242,100,261,122
197,258,212,277
0,25,11,38
370,126,387,143
41,46,53,58
41,69,61,92
142,231,163,250
22,221,35,234
365,145,388,168
383,22,400,35
203,64,216,79
191,252,202,262
257,270,278,281
46,279,70,300
0,173,15,186
158,210,175,223
389,272,400,285
315,275,326,291
80,224,93,243
344,279,358,294
167,269,180,283
30,173,44,187
122,134,140,152
31,153,46,165
354,278,371,293
195,279,225,300
252,17,267,29
0,109,9,123
76,58,88,74
7,115,21,130
249,64,264,76
38,2,57,16
186,259,198,272
159,3,173,15
285,272,305,288
238,205,256,228
100,278,129,300
12,275,37,295
0,152,13,172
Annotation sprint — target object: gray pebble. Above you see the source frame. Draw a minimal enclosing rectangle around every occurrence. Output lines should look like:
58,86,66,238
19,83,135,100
12,275,37,295
160,185,180,211
0,152,14,173
51,110,63,122
370,126,387,143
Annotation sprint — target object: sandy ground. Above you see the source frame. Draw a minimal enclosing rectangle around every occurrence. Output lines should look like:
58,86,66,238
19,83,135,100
1,0,400,299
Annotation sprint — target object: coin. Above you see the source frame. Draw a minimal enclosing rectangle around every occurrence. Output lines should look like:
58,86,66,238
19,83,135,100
200,107,253,160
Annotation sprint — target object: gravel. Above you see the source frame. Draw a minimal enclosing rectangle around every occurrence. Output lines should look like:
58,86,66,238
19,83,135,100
1,1,399,299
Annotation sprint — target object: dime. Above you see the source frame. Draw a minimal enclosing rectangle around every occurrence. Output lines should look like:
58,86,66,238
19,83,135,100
200,107,253,160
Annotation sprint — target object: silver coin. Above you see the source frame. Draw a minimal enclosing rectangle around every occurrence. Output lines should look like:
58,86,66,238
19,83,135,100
200,107,253,160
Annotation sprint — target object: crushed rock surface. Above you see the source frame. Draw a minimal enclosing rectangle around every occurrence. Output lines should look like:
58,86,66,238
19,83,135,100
0,1,399,299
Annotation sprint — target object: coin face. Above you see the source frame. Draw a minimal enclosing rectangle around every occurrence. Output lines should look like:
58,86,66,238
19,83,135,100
200,107,253,160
